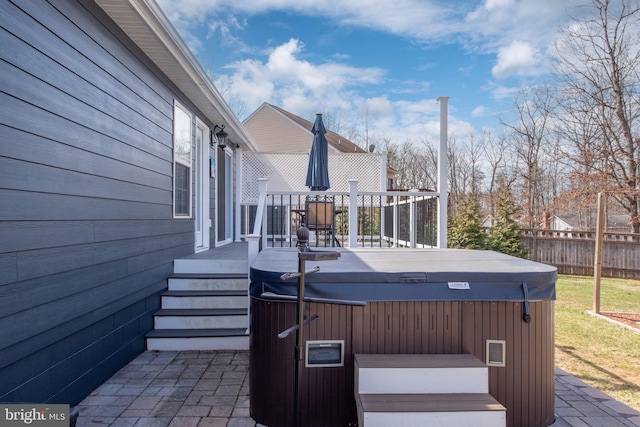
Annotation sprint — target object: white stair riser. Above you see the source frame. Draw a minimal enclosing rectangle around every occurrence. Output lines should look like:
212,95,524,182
168,278,247,291
361,411,505,427
154,315,248,329
173,259,246,274
357,367,488,394
146,336,249,351
161,296,246,309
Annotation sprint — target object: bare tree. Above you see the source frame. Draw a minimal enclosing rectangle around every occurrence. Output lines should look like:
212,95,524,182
319,110,347,137
554,0,640,232
464,133,487,198
209,72,249,120
337,104,380,151
446,135,486,218
389,138,438,191
483,130,516,216
447,138,462,216
501,85,557,228
542,136,567,214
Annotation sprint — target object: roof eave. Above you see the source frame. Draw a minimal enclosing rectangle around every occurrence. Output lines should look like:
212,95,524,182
94,0,258,151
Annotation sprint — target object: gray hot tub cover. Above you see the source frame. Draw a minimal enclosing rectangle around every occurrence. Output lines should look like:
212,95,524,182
250,248,556,302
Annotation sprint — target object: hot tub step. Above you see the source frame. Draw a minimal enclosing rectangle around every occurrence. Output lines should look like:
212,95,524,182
356,393,506,427
355,353,489,394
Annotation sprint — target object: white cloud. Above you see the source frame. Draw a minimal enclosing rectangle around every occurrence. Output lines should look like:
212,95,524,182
217,39,384,120
462,0,579,100
486,82,523,101
157,0,580,87
364,97,393,117
157,0,570,141
206,16,251,53
332,53,350,61
368,98,458,144
472,105,487,117
464,0,570,47
158,0,574,103
215,60,275,112
491,40,545,79
159,0,456,40
389,80,431,95
213,38,461,145
484,0,514,12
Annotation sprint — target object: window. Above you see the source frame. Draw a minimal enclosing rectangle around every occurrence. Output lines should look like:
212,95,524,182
173,101,192,217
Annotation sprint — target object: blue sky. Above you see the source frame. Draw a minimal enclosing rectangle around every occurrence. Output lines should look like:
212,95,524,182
158,0,582,145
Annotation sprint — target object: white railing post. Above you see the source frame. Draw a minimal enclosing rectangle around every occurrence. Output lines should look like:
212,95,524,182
247,178,268,269
261,204,268,248
410,194,416,248
392,195,399,248
349,180,359,248
379,152,387,246
437,96,449,248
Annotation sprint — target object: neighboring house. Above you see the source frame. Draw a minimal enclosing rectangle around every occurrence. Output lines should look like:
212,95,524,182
549,213,630,232
243,103,398,189
244,103,367,154
0,0,254,405
549,215,575,231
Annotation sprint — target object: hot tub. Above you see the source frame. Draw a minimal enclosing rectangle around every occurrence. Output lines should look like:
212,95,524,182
250,248,557,427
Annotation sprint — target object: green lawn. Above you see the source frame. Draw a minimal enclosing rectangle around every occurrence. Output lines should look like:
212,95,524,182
555,275,640,411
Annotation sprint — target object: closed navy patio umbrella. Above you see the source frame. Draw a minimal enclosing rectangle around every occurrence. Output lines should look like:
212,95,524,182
305,113,330,191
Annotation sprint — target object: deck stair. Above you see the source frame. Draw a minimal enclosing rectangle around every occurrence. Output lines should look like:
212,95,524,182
146,249,250,351
354,353,506,427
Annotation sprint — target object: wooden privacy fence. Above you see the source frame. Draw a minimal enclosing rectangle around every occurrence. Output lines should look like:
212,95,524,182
523,229,640,279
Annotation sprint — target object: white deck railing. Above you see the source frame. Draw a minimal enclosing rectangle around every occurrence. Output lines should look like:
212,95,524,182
244,179,444,263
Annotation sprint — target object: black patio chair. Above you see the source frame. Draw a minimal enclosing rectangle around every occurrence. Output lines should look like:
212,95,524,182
305,196,341,247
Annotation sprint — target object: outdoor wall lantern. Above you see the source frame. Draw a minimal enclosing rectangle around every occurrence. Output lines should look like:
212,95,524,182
210,124,228,149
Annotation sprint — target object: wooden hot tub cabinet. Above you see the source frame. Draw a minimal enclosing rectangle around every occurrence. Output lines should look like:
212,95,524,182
249,248,556,427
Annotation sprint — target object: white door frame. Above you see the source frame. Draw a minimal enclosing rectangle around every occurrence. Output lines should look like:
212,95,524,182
216,146,234,246
194,119,210,252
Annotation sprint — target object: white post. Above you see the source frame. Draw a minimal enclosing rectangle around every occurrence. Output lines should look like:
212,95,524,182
247,178,268,269
392,195,399,248
259,180,268,246
349,179,359,248
246,230,260,279
437,97,449,248
380,152,387,244
380,151,387,190
235,147,243,242
410,194,416,248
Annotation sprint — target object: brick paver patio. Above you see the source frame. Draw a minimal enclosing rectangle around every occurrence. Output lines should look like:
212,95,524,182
75,350,640,427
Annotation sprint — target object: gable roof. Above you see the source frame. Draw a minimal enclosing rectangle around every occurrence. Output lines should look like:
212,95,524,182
243,103,367,153
95,0,256,151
